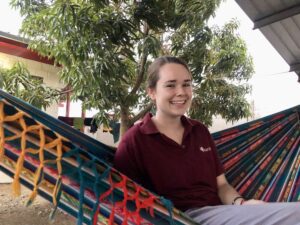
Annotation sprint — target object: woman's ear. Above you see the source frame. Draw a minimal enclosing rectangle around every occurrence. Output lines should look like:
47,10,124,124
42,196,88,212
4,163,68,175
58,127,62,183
147,88,156,100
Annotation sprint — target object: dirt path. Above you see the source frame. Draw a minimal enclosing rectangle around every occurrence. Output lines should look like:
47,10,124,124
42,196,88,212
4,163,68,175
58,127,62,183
0,183,76,225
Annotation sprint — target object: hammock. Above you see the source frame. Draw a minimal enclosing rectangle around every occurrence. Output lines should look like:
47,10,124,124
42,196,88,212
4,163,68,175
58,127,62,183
0,89,194,225
0,89,299,224
214,106,300,202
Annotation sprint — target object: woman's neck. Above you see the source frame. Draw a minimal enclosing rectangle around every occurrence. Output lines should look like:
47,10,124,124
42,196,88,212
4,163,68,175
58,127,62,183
152,113,185,145
152,113,183,131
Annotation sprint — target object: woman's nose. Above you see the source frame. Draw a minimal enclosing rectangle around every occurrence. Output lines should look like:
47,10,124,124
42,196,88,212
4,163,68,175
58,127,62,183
176,86,185,95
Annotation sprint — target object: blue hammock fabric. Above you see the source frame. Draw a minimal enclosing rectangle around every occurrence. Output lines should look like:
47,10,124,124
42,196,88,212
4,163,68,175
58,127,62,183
0,89,299,225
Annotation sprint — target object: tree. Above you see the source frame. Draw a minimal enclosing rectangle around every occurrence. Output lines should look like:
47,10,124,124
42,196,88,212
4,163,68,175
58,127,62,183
0,62,61,110
11,0,254,138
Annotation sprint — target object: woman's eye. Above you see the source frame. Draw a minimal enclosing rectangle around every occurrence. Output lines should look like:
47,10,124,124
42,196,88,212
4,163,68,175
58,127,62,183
165,84,175,88
183,83,191,87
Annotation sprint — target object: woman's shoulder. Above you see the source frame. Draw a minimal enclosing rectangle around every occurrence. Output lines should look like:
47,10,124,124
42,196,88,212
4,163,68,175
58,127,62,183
121,122,142,140
123,113,157,139
184,117,213,138
116,121,150,156
186,117,208,129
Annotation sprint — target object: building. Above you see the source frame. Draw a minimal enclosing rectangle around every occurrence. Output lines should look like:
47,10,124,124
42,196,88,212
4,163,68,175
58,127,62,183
0,31,63,116
0,31,117,147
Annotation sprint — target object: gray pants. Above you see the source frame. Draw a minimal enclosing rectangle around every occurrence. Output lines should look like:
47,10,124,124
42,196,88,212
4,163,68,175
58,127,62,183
185,203,300,225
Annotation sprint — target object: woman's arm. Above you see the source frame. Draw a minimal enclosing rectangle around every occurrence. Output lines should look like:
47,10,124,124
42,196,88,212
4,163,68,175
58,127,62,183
217,174,265,205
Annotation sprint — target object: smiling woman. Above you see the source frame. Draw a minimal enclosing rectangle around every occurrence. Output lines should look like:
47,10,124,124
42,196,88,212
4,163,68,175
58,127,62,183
114,55,300,225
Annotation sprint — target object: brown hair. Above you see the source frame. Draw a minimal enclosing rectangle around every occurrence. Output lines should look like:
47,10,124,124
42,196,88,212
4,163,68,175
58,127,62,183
146,56,190,89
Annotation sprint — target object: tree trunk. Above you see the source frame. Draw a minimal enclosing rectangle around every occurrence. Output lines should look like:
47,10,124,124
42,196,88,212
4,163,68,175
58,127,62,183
120,106,131,139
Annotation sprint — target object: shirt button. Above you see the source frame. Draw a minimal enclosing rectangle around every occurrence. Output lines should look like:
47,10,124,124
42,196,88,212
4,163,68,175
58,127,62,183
182,145,185,149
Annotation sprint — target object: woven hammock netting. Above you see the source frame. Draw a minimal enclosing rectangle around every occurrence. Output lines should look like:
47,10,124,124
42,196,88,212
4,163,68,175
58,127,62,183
0,87,299,225
213,105,300,202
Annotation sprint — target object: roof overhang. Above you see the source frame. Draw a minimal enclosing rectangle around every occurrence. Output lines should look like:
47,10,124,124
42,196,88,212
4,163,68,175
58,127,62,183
236,0,300,83
0,31,55,65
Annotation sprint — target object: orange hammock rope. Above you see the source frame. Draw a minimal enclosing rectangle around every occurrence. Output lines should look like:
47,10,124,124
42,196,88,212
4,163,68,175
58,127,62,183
0,97,190,225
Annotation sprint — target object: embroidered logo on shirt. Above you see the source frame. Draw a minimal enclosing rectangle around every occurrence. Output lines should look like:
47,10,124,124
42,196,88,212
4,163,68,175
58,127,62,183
199,146,212,152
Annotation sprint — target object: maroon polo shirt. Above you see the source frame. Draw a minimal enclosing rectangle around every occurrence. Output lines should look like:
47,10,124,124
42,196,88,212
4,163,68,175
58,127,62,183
114,113,224,211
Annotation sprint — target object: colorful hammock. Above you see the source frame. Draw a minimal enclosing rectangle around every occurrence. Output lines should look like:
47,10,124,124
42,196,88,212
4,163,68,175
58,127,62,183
0,89,195,225
0,89,299,225
214,106,300,202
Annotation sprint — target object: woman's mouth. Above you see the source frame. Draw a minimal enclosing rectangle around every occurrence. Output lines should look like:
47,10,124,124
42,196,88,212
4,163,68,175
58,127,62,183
170,100,186,105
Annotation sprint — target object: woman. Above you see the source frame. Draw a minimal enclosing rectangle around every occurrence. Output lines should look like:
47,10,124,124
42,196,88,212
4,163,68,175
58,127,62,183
114,56,300,225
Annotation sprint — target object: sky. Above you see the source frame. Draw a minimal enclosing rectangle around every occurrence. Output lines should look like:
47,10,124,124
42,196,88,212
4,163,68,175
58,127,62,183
0,0,300,119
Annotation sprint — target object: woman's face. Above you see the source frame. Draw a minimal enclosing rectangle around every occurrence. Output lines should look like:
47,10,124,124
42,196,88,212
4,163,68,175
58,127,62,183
148,63,193,118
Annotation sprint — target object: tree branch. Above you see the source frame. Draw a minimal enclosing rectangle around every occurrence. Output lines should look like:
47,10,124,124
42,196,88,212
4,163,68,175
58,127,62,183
128,22,150,97
130,54,147,96
130,102,153,125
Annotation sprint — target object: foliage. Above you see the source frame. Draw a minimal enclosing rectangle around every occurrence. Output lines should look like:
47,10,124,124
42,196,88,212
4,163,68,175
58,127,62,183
11,0,254,136
0,62,61,109
186,21,253,125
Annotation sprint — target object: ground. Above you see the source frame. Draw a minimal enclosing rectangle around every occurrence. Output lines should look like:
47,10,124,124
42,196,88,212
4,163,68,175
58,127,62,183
0,183,76,225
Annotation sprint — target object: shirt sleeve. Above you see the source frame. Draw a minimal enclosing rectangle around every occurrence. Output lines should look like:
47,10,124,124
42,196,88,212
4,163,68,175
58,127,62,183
207,128,225,176
113,136,144,184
